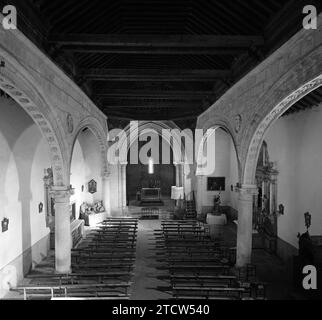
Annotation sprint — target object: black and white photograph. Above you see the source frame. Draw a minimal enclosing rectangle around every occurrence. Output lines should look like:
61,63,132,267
0,0,321,315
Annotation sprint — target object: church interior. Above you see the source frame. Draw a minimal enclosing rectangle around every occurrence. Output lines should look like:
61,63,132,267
0,0,322,301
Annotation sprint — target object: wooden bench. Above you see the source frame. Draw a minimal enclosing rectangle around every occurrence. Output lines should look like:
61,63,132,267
51,296,130,300
73,263,134,272
170,275,237,287
82,239,137,245
172,286,246,300
73,256,135,263
26,272,134,285
72,247,136,254
167,258,223,264
72,251,136,258
168,264,230,275
13,282,132,300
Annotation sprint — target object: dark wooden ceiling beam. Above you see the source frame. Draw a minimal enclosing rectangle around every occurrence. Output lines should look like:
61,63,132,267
102,102,199,109
81,68,230,82
93,90,213,99
104,110,198,121
49,34,264,48
60,46,243,55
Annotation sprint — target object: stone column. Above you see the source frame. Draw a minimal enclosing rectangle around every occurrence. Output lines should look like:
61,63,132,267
174,162,185,187
120,162,127,208
50,186,73,274
102,170,111,215
236,184,258,268
174,163,180,187
196,174,204,215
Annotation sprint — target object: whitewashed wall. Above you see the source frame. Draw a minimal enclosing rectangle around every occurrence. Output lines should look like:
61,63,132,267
265,104,322,249
0,97,50,297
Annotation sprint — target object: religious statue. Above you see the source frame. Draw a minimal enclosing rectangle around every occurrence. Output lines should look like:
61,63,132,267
80,200,105,217
213,194,221,215
93,200,105,213
304,212,311,230
297,231,314,265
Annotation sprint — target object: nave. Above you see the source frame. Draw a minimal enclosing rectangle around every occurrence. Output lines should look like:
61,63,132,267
0,1,321,302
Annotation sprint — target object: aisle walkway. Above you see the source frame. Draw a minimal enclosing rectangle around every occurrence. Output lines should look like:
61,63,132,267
131,219,171,300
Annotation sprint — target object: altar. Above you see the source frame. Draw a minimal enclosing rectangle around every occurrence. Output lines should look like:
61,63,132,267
140,188,163,206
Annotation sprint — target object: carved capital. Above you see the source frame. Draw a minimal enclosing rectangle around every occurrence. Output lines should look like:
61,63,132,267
237,184,258,201
49,186,73,203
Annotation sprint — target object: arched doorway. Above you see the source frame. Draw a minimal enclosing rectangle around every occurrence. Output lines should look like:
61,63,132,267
69,125,109,232
195,126,240,252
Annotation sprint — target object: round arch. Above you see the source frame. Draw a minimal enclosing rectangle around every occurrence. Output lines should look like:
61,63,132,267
200,117,242,182
0,65,67,186
119,121,186,164
70,116,108,177
243,75,322,186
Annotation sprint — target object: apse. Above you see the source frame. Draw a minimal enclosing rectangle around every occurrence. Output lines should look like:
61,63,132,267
126,134,176,204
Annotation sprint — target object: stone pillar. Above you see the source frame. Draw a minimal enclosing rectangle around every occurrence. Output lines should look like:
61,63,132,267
175,163,180,187
174,162,185,187
196,174,204,215
236,184,258,268
102,171,111,215
50,186,73,274
120,162,127,208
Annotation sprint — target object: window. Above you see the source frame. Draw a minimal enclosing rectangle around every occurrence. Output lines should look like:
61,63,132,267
148,158,154,174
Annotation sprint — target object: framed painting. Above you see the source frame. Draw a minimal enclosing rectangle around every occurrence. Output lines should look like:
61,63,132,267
207,177,225,191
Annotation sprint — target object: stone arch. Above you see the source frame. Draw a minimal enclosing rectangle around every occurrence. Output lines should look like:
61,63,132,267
118,121,187,164
0,68,67,186
70,116,108,177
200,117,242,182
243,75,322,186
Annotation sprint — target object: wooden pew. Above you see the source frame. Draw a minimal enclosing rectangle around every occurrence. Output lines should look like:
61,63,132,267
172,286,246,300
52,296,130,300
167,258,223,264
26,272,134,285
12,282,132,300
73,262,134,272
168,264,230,275
170,275,237,287
72,247,136,254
